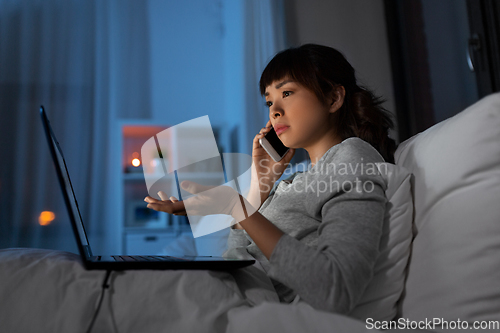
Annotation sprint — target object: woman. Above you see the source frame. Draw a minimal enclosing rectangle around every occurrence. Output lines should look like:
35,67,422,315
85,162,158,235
145,44,396,314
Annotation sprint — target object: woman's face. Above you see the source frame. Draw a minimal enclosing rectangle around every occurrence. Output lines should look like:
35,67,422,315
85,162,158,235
264,78,340,151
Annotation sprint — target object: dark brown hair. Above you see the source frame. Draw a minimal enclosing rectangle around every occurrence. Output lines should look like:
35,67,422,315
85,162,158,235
260,44,396,163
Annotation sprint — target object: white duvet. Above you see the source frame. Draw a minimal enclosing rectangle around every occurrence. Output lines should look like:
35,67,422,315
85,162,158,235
0,248,374,333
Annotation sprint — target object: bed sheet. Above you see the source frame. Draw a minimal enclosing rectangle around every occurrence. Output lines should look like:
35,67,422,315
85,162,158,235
0,248,380,333
0,248,277,333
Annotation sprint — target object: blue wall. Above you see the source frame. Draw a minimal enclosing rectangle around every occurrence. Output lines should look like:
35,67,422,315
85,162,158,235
148,0,226,128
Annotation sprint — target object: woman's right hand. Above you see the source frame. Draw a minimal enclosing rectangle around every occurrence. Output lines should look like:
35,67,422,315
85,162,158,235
252,120,295,197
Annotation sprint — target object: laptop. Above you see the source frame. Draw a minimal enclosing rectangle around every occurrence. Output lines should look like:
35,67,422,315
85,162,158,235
40,106,254,270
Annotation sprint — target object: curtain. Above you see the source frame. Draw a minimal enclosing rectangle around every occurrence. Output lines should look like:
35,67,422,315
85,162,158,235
243,0,287,152
223,0,287,156
0,0,286,253
0,0,151,254
245,0,287,126
241,0,310,164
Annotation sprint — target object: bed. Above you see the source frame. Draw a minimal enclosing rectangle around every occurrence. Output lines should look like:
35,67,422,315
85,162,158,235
3,93,498,333
0,248,373,333
0,158,413,333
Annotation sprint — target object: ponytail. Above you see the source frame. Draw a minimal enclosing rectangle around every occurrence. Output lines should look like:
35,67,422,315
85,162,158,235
338,87,396,163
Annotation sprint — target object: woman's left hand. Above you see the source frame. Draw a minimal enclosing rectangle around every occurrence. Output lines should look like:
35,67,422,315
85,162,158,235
144,191,187,215
145,180,250,219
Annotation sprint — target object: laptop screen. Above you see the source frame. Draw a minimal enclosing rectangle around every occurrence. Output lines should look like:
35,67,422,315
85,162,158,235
41,107,89,248
51,136,89,246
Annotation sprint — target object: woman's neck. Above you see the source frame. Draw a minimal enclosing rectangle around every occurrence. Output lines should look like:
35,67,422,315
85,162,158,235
306,135,343,168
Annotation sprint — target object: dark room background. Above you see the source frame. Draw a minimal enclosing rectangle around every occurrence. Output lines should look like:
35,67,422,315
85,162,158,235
0,0,491,255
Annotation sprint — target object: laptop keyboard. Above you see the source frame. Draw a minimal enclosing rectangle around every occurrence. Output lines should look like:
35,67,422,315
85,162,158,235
111,255,189,262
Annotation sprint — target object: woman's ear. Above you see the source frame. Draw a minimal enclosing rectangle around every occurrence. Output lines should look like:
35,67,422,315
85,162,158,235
329,85,345,113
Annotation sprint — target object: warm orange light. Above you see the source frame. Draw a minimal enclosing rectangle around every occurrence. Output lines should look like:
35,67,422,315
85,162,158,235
132,158,141,167
39,211,55,226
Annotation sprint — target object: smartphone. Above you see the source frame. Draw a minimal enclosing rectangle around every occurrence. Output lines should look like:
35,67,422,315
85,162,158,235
259,127,289,162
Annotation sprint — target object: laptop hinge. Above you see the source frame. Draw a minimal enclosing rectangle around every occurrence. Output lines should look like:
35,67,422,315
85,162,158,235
83,245,93,258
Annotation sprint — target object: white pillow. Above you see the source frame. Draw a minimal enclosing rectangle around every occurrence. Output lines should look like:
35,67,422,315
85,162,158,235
395,93,500,328
350,162,413,321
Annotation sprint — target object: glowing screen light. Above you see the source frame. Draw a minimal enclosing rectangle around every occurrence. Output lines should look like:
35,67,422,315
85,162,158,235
39,211,55,226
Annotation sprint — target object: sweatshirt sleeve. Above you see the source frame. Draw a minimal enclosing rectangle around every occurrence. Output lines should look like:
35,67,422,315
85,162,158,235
266,170,386,314
227,228,251,249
